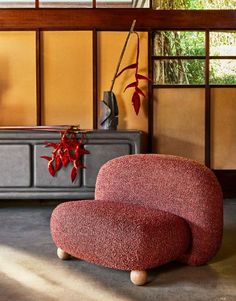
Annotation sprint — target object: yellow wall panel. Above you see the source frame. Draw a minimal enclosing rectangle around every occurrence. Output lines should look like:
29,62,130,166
0,31,36,125
42,31,93,128
211,88,236,169
153,88,205,163
98,32,148,133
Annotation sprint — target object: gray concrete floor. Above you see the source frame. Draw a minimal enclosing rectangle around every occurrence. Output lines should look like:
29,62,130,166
0,200,235,301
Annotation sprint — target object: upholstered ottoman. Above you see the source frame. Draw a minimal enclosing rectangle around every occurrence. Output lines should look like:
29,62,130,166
51,200,191,284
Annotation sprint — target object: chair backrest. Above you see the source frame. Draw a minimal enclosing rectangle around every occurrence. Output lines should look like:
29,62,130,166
95,154,223,265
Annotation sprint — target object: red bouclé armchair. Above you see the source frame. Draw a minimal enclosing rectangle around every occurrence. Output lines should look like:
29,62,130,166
50,154,223,285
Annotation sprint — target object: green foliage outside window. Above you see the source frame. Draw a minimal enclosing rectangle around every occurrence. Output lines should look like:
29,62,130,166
153,0,236,9
152,1,236,85
153,59,205,85
154,31,205,85
210,32,236,84
153,31,236,85
154,31,205,56
210,60,236,84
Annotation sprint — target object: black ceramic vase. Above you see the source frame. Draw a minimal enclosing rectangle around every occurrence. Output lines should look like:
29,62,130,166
100,91,119,130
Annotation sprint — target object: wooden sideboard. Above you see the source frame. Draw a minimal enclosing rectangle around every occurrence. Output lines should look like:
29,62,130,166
0,130,143,199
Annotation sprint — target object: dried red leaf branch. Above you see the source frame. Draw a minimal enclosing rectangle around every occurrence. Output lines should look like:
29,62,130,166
41,128,89,183
115,32,151,115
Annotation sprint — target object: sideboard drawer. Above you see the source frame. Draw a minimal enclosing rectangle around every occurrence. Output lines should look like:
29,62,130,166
0,144,31,187
34,144,81,187
83,143,130,188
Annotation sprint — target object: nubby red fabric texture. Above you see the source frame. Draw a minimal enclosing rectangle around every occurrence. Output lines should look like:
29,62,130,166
51,200,191,270
51,154,223,271
95,154,223,265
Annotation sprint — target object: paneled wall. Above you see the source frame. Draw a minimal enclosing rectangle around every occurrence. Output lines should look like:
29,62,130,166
211,88,236,169
153,88,205,163
98,31,148,133
42,31,93,128
153,87,236,168
0,31,36,125
0,30,148,132
0,28,235,171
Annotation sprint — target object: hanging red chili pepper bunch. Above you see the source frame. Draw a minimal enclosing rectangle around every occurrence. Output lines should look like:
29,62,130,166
115,32,151,115
41,128,89,183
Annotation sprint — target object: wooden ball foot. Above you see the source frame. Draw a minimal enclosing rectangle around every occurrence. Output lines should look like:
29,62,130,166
57,247,71,260
130,270,148,286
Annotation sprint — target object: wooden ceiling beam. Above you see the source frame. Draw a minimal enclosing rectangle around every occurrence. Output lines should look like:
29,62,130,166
0,9,235,30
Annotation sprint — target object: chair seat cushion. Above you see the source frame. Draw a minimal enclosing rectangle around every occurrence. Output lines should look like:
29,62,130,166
51,200,191,270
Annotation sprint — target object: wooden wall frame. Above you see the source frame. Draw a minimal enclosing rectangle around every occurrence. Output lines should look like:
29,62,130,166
0,8,235,196
0,9,235,30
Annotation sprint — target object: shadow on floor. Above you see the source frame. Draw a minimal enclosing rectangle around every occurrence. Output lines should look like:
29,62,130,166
0,203,236,301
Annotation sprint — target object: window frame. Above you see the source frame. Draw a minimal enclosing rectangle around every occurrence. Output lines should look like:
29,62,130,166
152,30,236,87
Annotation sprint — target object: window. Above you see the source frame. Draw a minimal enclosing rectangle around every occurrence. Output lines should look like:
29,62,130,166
0,0,150,8
0,0,35,7
210,31,236,85
153,31,205,85
153,31,236,86
0,0,235,8
153,0,236,10
152,29,236,169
